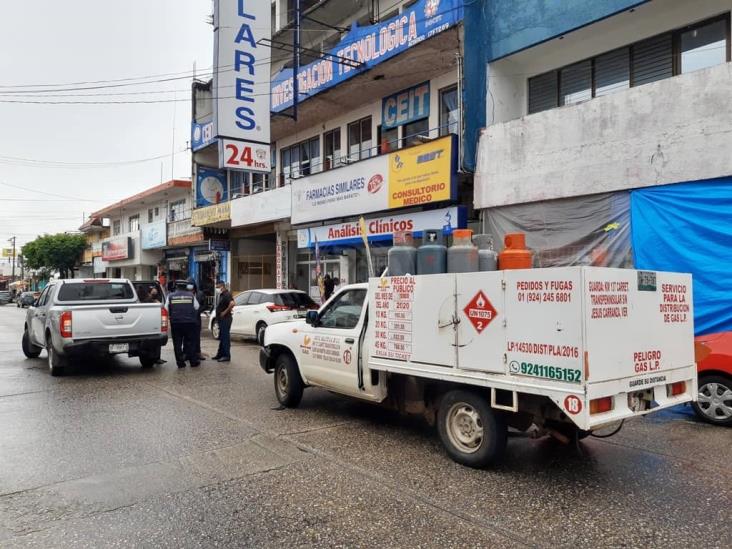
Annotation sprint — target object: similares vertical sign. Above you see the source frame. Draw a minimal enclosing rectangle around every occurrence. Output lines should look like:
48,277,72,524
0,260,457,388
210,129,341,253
213,0,271,147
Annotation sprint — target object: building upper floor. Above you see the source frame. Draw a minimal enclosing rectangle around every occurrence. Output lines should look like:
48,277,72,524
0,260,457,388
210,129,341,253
473,0,732,209
89,179,193,240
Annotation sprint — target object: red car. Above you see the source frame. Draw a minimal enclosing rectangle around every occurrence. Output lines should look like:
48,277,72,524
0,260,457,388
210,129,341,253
694,331,732,426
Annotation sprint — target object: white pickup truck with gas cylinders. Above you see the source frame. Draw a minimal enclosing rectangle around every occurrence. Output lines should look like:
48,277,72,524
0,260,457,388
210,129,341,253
260,267,696,467
21,278,168,376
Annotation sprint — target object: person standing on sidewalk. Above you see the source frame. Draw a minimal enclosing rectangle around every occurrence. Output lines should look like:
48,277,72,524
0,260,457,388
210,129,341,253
166,280,201,368
212,280,234,363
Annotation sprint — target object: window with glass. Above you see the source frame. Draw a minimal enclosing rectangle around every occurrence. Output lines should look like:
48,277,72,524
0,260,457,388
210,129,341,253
527,14,730,114
147,208,154,223
377,125,399,154
169,199,186,221
318,289,367,329
347,116,372,161
282,136,319,182
403,117,429,147
323,128,341,170
680,17,729,74
112,220,121,236
439,85,459,136
234,291,251,306
230,171,245,197
127,214,139,233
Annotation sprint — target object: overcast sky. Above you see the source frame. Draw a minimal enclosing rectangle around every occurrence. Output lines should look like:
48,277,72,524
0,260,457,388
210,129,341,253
0,0,214,249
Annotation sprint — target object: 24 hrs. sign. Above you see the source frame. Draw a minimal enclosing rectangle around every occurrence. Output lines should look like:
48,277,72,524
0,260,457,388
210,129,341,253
219,138,271,173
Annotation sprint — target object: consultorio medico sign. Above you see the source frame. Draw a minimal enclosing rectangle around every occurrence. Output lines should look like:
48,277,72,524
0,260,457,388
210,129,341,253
291,135,457,225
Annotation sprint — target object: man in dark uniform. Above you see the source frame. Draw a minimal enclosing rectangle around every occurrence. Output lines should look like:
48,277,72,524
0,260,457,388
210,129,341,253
188,278,207,361
166,280,201,368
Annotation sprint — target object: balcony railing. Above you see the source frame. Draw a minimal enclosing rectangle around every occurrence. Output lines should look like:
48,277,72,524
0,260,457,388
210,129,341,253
167,209,192,223
279,125,458,186
167,217,202,240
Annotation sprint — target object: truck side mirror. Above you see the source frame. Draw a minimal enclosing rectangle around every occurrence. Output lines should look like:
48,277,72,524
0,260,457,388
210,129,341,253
305,310,318,326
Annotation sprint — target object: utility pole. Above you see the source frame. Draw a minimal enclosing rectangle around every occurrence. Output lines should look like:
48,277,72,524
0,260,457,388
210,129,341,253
8,236,16,281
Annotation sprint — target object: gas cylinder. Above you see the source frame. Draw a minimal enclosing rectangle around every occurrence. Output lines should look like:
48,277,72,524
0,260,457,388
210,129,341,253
447,229,479,273
472,234,498,271
388,231,417,276
417,229,447,275
498,233,533,270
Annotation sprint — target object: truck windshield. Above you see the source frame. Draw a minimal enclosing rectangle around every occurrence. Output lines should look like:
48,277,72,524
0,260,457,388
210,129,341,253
57,282,134,302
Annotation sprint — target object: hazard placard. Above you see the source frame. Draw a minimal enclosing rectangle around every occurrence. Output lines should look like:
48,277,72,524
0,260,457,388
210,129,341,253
463,290,498,334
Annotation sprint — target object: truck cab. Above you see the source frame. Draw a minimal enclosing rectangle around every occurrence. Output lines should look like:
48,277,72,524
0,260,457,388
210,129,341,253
261,283,387,404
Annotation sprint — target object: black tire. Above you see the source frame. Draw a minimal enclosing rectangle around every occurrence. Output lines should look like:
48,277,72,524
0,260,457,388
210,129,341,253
437,389,507,468
693,374,732,427
22,328,42,358
46,334,66,377
211,319,220,340
139,355,157,368
256,322,267,346
274,352,304,408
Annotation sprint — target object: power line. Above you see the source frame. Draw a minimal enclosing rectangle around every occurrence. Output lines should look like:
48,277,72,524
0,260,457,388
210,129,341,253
0,181,120,202
0,65,214,89
0,148,188,167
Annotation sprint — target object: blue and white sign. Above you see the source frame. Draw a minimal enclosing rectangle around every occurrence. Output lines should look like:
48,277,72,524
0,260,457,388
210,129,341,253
297,206,466,248
213,0,271,144
271,0,464,112
191,121,215,151
382,81,430,130
141,220,167,250
209,239,231,252
196,167,228,207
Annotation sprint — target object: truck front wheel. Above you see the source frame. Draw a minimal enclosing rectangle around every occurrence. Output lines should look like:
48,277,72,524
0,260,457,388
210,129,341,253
274,353,304,408
437,389,507,468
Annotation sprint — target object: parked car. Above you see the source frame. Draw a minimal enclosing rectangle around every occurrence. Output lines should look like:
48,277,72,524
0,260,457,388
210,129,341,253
21,278,168,376
693,331,732,426
209,289,318,345
17,292,36,308
0,290,11,305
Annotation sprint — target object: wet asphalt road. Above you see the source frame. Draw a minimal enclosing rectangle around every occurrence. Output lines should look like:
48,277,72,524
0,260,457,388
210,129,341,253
0,304,730,548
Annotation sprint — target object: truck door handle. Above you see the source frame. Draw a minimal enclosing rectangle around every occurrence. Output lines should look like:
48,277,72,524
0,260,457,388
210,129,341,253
345,338,355,344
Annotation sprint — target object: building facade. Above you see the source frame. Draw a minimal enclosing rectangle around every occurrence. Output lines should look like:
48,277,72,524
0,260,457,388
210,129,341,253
81,180,228,301
467,0,732,334
193,0,470,298
78,217,109,278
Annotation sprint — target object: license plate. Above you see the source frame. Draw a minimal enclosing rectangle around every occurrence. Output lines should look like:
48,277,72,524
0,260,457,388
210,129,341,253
109,343,129,354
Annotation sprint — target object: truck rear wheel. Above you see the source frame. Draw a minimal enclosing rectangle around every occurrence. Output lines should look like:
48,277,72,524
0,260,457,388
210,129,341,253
437,389,507,468
274,353,304,408
46,334,66,377
22,328,42,359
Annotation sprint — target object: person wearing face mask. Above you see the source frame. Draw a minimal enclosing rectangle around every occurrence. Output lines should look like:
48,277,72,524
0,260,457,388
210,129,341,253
165,280,201,368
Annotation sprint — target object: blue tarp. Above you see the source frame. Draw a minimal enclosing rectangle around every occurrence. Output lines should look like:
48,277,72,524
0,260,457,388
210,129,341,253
631,178,732,336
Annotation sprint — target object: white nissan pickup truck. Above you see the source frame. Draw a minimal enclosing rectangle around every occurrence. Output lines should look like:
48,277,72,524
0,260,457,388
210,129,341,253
260,267,697,468
21,278,168,376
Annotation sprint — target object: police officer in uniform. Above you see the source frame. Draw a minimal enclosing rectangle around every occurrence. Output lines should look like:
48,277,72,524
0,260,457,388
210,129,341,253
166,280,201,368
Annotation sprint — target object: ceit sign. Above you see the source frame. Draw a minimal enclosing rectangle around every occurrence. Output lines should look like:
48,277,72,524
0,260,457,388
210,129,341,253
213,0,271,164
382,81,430,130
